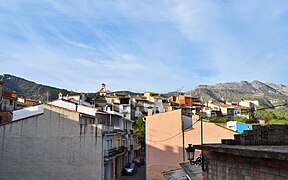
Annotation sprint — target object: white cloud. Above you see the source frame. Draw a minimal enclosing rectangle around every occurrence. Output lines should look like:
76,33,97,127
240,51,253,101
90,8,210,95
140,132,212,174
0,0,287,93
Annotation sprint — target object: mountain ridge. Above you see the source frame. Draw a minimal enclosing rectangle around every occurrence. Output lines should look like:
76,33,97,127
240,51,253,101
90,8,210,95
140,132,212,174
187,80,288,107
0,74,71,102
1,74,288,107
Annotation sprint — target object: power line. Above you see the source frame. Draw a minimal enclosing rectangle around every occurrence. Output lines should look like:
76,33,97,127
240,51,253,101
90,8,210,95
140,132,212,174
146,119,200,143
146,104,288,143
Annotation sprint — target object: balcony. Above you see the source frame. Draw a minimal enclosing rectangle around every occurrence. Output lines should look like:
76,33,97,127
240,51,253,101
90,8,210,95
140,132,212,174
104,148,117,161
133,143,141,151
103,125,114,134
121,108,129,113
116,146,125,154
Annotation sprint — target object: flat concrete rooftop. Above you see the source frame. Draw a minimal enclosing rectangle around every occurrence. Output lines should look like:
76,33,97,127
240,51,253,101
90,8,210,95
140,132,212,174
196,144,288,161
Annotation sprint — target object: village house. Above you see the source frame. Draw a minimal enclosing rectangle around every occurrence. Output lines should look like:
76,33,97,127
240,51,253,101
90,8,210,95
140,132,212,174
105,93,132,120
47,98,136,179
0,104,103,179
226,121,252,134
175,95,202,108
162,97,180,112
207,100,251,118
144,92,163,114
145,109,236,180
239,99,259,108
131,95,154,117
17,97,41,108
0,81,18,124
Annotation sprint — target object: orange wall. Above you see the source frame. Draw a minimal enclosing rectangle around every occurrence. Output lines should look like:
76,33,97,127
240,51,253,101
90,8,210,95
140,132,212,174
146,110,236,180
146,110,183,180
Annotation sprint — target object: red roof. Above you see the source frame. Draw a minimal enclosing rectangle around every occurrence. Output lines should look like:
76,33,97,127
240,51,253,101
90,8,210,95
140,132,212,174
3,90,17,100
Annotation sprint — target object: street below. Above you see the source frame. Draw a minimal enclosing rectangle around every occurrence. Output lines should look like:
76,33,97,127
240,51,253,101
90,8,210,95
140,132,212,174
117,165,145,180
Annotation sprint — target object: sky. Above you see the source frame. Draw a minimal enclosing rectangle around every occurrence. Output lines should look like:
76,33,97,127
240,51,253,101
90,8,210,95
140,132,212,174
0,0,288,93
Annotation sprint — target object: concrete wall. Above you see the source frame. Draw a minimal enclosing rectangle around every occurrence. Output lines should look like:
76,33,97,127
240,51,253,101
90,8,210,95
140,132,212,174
0,111,12,124
49,99,98,116
49,99,77,111
13,104,44,121
146,110,236,180
146,110,183,180
0,104,102,179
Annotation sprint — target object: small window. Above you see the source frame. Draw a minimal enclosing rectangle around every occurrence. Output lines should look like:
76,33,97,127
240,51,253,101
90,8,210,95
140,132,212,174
10,100,13,105
106,140,109,150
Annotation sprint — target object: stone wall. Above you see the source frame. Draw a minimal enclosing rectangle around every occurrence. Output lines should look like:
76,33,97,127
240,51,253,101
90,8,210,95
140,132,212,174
0,111,12,124
200,124,288,180
204,150,288,180
0,104,103,179
222,124,288,145
240,125,288,145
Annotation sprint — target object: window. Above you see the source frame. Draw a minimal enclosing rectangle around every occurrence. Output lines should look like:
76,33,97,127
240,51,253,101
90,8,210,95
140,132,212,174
116,139,120,148
123,139,126,147
106,140,109,150
10,100,13,106
110,139,113,148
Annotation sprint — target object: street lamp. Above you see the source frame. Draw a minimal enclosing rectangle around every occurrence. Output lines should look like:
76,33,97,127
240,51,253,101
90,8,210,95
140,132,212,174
186,110,207,171
185,144,206,171
185,144,195,161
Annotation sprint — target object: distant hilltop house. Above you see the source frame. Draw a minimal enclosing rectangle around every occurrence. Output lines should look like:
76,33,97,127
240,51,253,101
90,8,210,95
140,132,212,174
0,80,18,124
226,121,252,134
205,99,259,119
17,97,41,107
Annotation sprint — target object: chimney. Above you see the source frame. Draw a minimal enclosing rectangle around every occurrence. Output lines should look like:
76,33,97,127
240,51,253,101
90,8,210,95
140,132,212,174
81,93,86,103
148,107,153,116
58,92,62,99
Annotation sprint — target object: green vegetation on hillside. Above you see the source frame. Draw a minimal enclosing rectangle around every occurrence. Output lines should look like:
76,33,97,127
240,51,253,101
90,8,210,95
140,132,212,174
209,115,253,124
1,74,71,102
257,106,288,124
207,106,288,125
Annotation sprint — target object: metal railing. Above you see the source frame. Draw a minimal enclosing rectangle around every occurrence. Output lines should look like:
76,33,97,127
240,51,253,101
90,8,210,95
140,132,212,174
103,125,114,133
104,148,117,159
116,146,125,154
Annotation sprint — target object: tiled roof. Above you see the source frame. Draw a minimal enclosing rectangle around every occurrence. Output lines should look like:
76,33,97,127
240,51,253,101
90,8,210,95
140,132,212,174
3,90,17,100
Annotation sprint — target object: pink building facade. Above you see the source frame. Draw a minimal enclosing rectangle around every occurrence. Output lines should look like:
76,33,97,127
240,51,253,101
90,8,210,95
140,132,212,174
146,109,236,180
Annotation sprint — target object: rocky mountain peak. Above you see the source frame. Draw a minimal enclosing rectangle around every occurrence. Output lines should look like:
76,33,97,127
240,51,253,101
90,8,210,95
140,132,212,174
188,80,288,107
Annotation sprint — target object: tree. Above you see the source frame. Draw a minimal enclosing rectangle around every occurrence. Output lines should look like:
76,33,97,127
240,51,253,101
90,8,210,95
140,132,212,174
133,115,145,147
133,116,145,137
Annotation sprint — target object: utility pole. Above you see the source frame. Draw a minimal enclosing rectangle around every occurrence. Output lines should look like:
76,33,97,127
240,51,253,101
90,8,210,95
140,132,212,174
46,91,49,102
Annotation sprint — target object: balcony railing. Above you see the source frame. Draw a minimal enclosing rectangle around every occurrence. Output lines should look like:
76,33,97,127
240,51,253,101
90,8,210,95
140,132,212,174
133,143,141,150
103,125,114,133
104,148,117,159
116,146,125,154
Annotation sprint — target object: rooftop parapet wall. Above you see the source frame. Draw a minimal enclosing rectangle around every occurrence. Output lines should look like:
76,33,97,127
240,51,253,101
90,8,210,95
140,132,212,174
221,124,288,145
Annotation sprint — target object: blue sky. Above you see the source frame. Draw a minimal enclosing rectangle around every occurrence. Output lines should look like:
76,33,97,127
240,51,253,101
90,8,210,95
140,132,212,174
0,0,288,93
